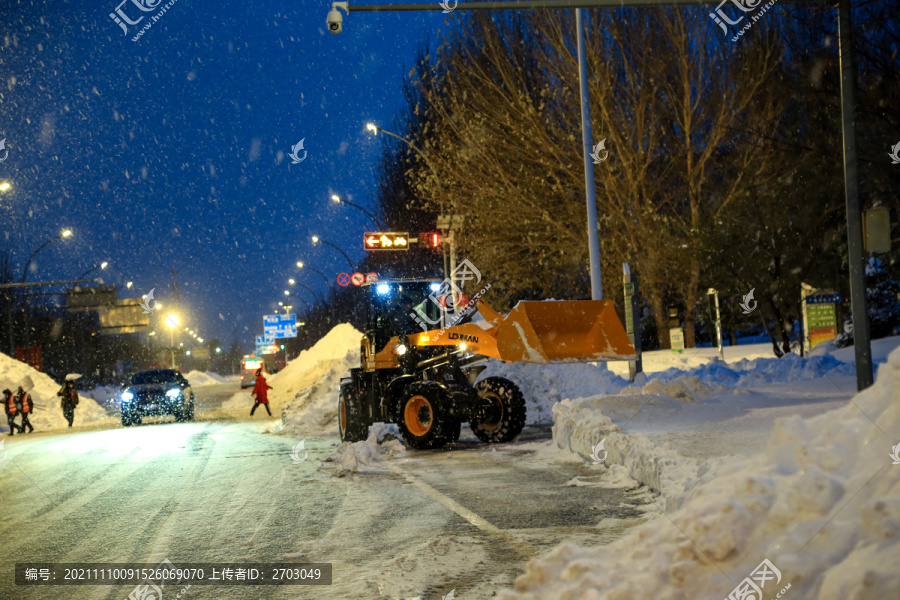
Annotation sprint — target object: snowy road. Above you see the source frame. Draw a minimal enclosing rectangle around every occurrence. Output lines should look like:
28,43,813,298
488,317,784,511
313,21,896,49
0,381,652,600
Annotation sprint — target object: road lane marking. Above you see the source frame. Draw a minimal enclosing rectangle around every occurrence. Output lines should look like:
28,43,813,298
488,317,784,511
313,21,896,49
384,463,536,560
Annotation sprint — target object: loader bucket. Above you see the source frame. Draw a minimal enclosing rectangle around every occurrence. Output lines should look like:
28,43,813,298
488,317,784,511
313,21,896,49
494,300,636,363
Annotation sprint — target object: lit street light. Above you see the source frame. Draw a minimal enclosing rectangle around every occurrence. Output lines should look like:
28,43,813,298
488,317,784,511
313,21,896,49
311,235,354,270
296,261,336,297
165,313,180,369
18,229,74,349
330,193,381,228
0,182,11,192
77,261,109,280
288,279,325,310
22,229,73,284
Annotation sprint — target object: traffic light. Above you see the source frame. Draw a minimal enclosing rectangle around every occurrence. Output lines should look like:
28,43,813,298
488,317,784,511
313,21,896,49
420,232,441,248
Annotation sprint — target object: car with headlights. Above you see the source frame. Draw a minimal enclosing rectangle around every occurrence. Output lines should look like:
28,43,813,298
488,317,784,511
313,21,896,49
120,369,195,426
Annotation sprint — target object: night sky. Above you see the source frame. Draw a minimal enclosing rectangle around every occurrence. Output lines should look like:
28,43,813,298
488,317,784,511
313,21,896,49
0,0,449,347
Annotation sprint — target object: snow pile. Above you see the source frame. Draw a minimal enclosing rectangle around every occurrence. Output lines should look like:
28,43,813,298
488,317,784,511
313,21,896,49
280,348,358,435
500,346,900,600
184,371,227,386
552,395,722,510
651,353,856,388
479,360,629,424
0,352,108,431
220,324,362,432
621,375,721,401
324,429,408,475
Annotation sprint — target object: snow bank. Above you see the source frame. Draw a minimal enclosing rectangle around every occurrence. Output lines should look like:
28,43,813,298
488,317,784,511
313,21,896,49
479,360,629,424
501,346,900,600
649,353,856,388
0,352,108,431
183,371,227,386
222,324,362,432
280,348,358,435
552,395,723,511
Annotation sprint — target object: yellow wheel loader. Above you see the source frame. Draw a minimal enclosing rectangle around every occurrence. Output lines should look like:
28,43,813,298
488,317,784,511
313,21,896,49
338,279,636,449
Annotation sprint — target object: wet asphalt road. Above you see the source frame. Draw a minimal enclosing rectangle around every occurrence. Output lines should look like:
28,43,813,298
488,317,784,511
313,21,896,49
0,381,651,600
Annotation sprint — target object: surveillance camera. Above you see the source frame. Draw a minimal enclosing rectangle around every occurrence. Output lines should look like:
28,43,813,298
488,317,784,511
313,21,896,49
327,9,342,33
327,2,348,34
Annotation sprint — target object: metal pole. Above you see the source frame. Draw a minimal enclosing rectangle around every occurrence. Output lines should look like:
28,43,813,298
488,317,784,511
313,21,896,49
838,0,873,391
169,328,175,369
316,238,355,270
349,0,724,11
576,8,603,300
335,196,382,229
713,290,724,360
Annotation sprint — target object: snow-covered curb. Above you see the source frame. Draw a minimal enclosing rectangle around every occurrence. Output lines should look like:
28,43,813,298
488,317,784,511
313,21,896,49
501,346,900,599
552,396,722,510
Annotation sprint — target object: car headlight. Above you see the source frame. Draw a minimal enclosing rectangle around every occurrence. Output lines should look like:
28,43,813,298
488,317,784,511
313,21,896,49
165,389,181,398
121,391,134,402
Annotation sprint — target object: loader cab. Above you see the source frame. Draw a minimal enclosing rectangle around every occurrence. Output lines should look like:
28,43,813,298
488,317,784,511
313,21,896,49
364,279,444,353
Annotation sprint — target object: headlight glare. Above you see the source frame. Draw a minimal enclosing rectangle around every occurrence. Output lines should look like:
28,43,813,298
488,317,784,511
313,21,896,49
165,389,181,398
121,391,133,402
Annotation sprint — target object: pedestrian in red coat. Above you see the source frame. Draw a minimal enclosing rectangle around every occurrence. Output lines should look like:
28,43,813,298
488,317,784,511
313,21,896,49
250,368,273,417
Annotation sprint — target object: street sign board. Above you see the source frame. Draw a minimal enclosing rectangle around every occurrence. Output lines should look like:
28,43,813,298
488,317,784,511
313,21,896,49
264,314,297,338
256,335,275,346
67,285,118,310
337,272,351,286
806,294,843,305
363,232,409,251
351,272,365,286
669,327,685,352
366,272,379,283
98,299,150,334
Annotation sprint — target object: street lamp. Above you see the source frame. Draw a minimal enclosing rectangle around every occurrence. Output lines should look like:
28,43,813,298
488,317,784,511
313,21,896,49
165,313,180,369
0,182,10,192
126,281,133,289
365,122,453,281
296,261,336,297
330,193,381,228
311,235,354,270
18,229,74,349
21,229,73,283
77,261,109,280
288,279,325,310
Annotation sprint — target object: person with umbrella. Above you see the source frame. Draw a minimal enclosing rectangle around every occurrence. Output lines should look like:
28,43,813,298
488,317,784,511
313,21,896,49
57,375,80,428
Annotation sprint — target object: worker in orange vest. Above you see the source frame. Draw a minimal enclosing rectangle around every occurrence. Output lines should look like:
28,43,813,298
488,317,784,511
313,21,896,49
4,389,22,436
15,386,34,434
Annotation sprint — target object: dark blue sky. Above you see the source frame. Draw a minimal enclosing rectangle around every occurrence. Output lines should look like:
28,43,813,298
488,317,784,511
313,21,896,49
0,0,449,346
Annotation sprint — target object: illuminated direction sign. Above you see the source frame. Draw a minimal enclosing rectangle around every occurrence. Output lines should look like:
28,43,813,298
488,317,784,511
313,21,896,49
364,232,409,251
263,314,297,338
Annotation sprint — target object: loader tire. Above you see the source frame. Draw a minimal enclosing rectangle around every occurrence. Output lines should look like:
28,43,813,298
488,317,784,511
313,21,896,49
339,385,368,443
442,420,462,444
397,382,448,450
470,377,526,444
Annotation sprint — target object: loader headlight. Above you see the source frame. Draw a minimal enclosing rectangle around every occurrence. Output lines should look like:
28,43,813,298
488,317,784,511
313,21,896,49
395,344,408,356
429,283,441,291
376,283,390,295
459,343,468,352
121,391,133,402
